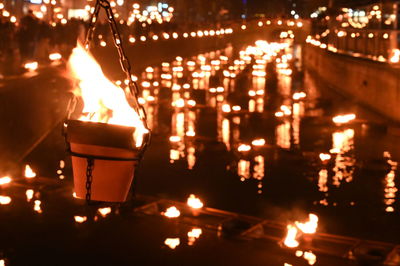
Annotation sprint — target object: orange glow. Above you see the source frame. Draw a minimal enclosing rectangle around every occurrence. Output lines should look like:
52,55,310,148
68,44,148,147
24,61,38,71
295,214,319,234
164,238,180,249
26,189,34,202
238,144,251,152
34,200,42,213
0,196,11,205
188,228,202,245
98,207,112,217
319,153,331,161
74,216,87,223
187,194,204,209
25,165,36,178
303,251,317,265
284,224,299,248
163,206,181,218
332,114,356,124
0,176,11,185
49,53,62,61
252,139,266,146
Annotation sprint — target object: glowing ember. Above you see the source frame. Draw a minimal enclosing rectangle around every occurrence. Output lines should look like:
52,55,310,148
0,176,11,185
24,165,36,178
187,194,204,209
0,196,11,205
68,44,148,147
163,206,180,218
26,189,34,202
295,214,319,234
284,224,299,248
332,114,356,124
252,139,266,146
98,207,112,217
164,238,180,249
74,216,87,223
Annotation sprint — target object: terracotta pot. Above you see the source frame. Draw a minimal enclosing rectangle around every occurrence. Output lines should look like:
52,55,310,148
65,120,142,202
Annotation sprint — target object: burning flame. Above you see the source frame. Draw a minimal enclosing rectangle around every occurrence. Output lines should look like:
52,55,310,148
74,216,87,223
332,114,356,124
24,165,36,178
187,194,204,209
98,207,112,217
68,44,148,147
295,214,319,234
284,224,299,248
164,238,180,249
0,176,11,185
34,200,42,213
26,189,34,202
0,196,11,205
163,206,181,218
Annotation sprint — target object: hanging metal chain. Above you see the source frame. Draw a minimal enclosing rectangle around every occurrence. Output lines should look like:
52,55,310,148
86,158,94,202
84,0,149,132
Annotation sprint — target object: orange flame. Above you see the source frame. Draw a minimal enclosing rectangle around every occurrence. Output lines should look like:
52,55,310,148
68,44,148,147
295,214,319,234
284,224,299,248
24,165,36,178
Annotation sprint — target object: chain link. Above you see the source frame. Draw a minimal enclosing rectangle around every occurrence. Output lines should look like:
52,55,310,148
86,158,94,202
84,0,149,131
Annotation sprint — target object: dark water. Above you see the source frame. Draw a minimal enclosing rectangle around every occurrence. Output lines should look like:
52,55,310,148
25,40,400,244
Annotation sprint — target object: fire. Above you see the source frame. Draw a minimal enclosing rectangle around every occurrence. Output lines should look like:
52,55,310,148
187,194,204,209
49,53,62,61
74,216,87,223
26,189,34,202
24,61,38,71
0,176,11,185
332,114,356,124
295,214,319,234
163,206,180,218
319,153,331,161
284,224,299,248
252,139,266,146
34,200,42,213
68,44,148,147
0,196,11,205
164,238,180,249
98,207,112,217
24,165,36,178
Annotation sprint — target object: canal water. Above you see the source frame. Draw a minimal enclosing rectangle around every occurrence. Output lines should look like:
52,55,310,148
27,39,400,244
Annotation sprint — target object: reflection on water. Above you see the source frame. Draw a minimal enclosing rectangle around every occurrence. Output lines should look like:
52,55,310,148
331,128,355,187
384,152,398,213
